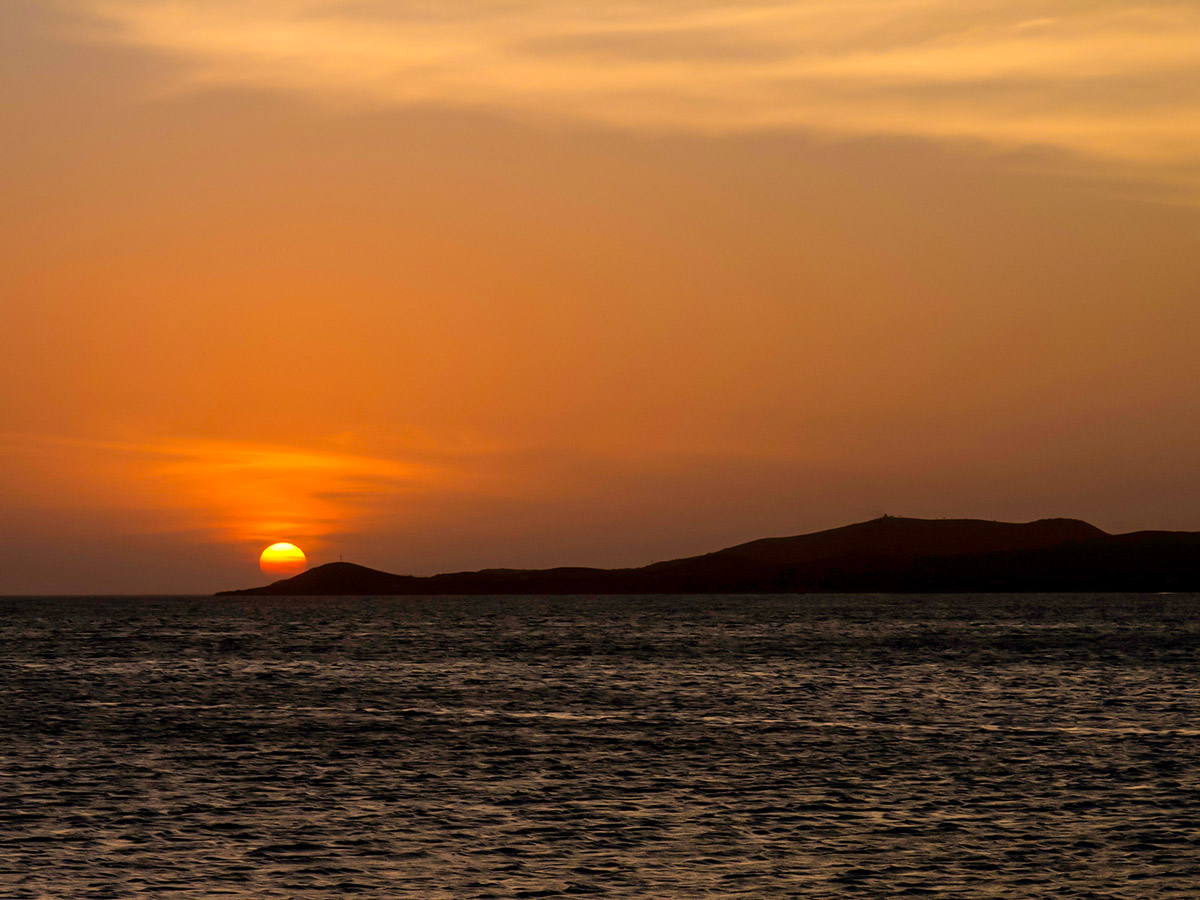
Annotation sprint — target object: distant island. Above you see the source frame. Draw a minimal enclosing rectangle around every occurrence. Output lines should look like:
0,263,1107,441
217,516,1200,595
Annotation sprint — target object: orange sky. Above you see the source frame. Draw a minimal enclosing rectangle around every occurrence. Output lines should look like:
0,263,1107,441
2,0,1198,593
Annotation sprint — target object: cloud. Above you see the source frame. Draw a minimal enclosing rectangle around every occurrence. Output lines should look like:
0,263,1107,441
63,0,1200,183
0,433,466,547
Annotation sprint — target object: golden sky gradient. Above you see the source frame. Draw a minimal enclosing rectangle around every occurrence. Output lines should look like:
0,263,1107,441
2,0,1198,592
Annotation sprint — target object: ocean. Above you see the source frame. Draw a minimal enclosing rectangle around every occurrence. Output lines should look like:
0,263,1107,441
2,593,1198,898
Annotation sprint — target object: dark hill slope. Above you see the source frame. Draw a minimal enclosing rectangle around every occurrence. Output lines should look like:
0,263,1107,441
630,516,1107,592
218,516,1200,595
251,562,422,595
711,516,1104,566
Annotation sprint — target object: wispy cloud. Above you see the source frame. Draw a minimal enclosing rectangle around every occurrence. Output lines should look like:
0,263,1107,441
0,433,469,547
67,0,1200,180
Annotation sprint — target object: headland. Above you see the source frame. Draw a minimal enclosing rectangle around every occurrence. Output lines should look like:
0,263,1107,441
218,515,1200,595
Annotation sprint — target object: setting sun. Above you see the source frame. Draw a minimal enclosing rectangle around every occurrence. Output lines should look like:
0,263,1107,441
259,542,307,576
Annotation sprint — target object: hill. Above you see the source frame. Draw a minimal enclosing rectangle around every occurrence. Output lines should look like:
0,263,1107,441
217,515,1200,595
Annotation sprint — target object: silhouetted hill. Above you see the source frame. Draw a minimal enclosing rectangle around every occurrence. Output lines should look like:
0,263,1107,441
252,562,424,595
217,516,1200,595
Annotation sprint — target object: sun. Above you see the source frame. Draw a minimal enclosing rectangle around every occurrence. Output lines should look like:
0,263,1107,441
259,542,307,576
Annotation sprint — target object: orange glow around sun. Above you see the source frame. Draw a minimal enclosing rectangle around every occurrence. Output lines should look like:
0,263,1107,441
259,542,307,576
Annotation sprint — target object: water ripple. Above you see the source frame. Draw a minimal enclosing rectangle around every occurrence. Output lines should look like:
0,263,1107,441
1,593,1198,898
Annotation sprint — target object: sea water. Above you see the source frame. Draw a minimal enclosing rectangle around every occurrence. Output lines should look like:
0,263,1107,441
2,593,1198,898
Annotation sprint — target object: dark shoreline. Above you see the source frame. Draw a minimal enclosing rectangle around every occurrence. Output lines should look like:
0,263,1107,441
220,515,1200,596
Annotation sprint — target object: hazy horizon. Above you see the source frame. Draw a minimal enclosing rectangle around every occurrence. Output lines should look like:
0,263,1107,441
3,0,1198,594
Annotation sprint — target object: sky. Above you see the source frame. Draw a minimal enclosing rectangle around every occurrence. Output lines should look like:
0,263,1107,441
2,0,1198,593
